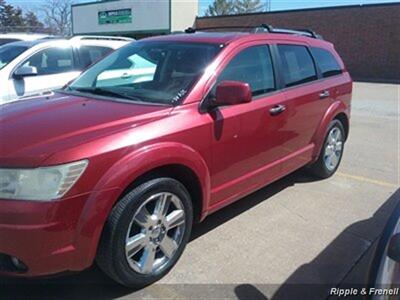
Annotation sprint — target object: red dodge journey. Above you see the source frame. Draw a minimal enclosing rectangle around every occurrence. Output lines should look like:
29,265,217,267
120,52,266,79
0,25,352,287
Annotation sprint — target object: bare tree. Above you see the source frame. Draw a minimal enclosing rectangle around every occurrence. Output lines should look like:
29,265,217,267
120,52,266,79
204,0,265,17
235,0,264,13
204,0,236,17
42,0,74,36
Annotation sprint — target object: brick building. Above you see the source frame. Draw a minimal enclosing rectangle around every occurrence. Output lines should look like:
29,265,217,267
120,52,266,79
195,3,400,83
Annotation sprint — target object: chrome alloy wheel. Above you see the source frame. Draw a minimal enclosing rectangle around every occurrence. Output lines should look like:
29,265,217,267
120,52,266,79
125,192,186,275
324,127,343,171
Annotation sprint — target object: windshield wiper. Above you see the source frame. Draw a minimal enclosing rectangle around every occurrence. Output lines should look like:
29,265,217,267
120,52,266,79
70,87,145,102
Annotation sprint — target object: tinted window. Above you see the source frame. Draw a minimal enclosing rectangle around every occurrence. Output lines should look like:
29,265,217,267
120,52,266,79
22,47,74,75
78,46,113,68
217,45,275,96
0,38,20,46
278,45,317,87
0,45,28,70
311,47,342,78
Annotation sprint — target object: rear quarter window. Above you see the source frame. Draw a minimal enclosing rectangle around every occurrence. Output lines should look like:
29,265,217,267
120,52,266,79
277,45,317,87
311,47,342,78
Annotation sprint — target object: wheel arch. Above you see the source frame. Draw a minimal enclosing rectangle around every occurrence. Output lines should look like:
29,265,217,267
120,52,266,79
333,112,349,141
71,142,210,269
311,101,350,160
119,163,204,224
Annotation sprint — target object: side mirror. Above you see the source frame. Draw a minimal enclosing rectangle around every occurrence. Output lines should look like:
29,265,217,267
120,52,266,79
214,81,251,107
13,66,38,78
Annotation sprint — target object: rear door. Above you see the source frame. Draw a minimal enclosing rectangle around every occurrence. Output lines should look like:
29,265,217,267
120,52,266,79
8,46,80,100
275,43,330,173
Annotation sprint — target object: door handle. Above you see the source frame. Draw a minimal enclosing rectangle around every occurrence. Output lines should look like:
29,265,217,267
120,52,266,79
269,104,286,116
319,90,330,99
121,73,132,79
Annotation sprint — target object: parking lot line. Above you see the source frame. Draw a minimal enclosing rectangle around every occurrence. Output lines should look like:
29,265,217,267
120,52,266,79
337,172,398,188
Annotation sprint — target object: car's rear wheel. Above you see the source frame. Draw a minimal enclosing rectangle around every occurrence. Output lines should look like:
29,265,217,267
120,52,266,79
96,178,193,287
308,119,345,178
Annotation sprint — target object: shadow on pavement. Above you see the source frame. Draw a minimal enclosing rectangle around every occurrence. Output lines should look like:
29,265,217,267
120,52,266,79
1,172,398,300
271,188,400,300
235,284,269,300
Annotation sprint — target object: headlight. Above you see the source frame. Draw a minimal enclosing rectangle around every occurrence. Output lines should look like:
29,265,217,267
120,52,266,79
0,160,88,201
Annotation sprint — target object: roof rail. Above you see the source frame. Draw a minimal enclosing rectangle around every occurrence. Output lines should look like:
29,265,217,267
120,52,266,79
70,35,134,42
273,28,323,39
184,25,272,33
185,24,323,39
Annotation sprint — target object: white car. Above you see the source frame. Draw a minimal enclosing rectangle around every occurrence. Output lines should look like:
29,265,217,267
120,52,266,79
0,36,133,104
0,33,52,46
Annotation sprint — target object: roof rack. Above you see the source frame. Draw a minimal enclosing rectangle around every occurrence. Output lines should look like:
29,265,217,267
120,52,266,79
70,35,134,42
184,24,323,39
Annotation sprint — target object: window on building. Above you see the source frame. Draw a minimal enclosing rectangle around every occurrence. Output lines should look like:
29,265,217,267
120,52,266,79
311,47,342,78
277,45,317,87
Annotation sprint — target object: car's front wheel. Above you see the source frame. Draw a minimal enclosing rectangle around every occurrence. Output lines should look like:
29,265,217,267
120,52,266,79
308,119,346,178
97,177,193,287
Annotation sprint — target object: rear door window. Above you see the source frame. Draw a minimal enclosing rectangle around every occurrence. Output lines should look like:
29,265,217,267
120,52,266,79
216,45,275,97
277,45,317,87
311,47,342,78
96,51,157,86
77,46,113,69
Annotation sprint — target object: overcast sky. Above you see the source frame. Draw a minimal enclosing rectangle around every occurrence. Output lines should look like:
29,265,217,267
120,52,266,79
7,0,400,16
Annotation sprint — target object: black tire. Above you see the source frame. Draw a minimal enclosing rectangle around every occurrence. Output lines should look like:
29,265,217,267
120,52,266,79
96,177,193,287
308,119,345,179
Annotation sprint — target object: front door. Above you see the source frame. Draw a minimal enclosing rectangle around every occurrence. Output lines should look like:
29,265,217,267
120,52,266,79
208,44,286,205
8,46,80,100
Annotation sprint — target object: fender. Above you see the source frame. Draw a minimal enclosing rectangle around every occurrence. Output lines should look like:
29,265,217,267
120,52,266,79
71,142,211,270
311,100,350,161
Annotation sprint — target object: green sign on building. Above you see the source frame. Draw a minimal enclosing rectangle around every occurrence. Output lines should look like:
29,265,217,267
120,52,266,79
98,8,132,25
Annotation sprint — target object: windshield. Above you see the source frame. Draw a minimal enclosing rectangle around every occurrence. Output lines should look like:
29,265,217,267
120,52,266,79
67,41,221,105
0,44,28,70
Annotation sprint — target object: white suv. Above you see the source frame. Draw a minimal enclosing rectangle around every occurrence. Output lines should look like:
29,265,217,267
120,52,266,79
0,36,133,104
0,33,53,46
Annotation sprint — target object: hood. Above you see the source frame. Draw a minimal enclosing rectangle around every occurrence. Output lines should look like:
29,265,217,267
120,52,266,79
0,92,172,167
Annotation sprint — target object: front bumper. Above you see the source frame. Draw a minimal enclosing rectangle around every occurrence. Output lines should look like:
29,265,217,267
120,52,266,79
0,193,89,277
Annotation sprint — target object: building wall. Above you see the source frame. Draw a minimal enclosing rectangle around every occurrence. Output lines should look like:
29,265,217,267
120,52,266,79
196,3,400,83
72,0,170,35
171,0,198,32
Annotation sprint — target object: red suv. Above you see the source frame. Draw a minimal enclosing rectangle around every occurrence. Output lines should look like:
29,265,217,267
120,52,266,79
0,26,352,286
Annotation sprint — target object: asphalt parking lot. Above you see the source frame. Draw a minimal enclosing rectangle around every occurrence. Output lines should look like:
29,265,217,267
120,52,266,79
1,82,399,300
